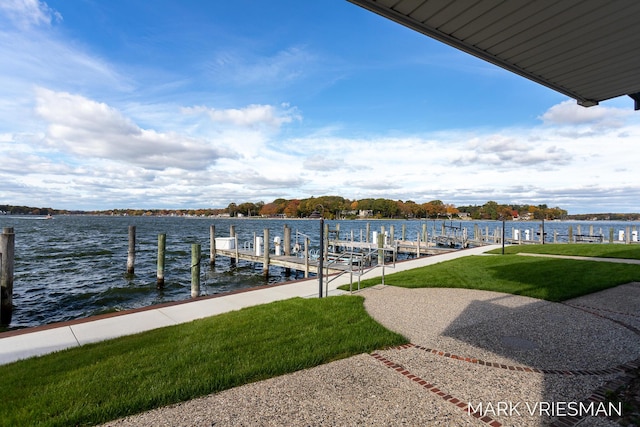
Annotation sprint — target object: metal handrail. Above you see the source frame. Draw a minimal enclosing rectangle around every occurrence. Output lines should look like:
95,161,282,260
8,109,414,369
322,244,397,295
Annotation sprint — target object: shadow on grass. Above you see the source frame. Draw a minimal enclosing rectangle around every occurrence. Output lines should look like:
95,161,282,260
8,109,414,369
484,257,640,301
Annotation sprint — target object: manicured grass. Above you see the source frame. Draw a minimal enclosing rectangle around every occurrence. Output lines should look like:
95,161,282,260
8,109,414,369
344,254,640,302
487,243,640,259
0,296,406,427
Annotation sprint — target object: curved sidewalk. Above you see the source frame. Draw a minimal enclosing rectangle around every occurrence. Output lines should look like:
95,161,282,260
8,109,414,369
0,245,499,365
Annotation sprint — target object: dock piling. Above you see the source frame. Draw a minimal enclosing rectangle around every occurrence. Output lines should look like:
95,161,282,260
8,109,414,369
230,225,236,266
304,237,309,278
209,225,216,266
127,225,136,276
263,228,270,277
191,243,201,298
157,233,166,289
0,227,15,325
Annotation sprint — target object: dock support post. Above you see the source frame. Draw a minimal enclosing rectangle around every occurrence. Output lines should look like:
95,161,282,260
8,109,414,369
401,224,406,241
390,225,395,244
609,228,614,243
209,225,216,266
263,228,270,277
157,233,166,289
191,243,201,298
284,225,291,256
0,227,15,325
318,218,324,298
283,225,291,276
416,233,421,258
626,227,631,244
365,223,370,243
568,226,573,243
304,238,309,278
229,225,236,266
127,225,136,276
422,223,427,243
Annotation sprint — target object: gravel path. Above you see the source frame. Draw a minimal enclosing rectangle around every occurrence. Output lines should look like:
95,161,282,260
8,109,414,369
105,284,640,427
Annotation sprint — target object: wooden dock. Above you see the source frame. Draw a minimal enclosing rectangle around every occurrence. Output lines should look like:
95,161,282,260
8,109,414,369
209,222,469,279
214,248,352,275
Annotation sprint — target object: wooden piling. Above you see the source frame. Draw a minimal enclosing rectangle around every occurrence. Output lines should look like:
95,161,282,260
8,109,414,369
127,225,135,276
304,237,309,278
230,225,236,265
283,225,291,276
401,224,406,240
365,223,370,243
191,243,201,298
157,233,166,289
0,227,15,325
209,225,216,266
263,228,270,277
284,225,291,256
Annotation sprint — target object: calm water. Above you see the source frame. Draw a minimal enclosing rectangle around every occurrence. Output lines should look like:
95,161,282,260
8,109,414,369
0,215,638,330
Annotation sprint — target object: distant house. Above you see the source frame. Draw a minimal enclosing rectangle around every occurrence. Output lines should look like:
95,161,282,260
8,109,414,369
358,210,373,218
458,212,470,219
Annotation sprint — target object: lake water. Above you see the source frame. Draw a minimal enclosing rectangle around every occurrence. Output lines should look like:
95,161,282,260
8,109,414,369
0,215,638,330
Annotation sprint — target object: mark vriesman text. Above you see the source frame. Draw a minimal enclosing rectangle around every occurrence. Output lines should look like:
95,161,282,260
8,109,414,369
468,401,622,418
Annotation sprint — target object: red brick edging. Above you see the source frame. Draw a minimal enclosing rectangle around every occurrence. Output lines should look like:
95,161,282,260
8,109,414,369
410,344,629,376
370,348,502,427
374,344,640,427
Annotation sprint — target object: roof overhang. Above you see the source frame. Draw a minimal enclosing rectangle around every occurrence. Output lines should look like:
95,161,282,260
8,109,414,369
348,0,640,109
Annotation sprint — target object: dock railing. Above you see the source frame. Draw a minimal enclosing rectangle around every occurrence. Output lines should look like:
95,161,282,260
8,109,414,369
321,244,397,296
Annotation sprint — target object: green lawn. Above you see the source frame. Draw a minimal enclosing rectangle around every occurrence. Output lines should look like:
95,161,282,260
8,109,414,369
0,296,406,427
343,244,640,301
487,242,640,259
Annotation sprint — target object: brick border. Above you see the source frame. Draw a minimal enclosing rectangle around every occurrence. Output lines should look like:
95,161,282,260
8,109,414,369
370,351,502,427
410,344,628,376
379,344,640,427
549,358,640,427
563,302,640,336
567,302,640,319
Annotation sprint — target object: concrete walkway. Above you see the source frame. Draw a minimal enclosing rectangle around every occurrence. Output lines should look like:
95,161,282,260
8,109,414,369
0,245,499,365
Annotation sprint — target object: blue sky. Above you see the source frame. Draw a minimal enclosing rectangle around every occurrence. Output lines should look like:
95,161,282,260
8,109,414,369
1,0,639,214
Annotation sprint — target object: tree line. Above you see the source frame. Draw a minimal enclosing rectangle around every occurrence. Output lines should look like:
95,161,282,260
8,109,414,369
225,196,569,220
8,199,640,221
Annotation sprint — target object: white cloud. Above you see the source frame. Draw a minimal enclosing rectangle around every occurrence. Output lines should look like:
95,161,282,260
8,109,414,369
539,100,630,128
34,88,237,170
0,0,61,29
183,103,301,128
